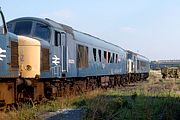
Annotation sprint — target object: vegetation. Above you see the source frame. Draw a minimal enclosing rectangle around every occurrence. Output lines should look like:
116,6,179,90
1,70,180,120
75,90,180,120
75,70,180,120
0,96,83,120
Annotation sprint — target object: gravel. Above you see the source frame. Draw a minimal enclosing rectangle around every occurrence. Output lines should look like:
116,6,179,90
43,108,83,120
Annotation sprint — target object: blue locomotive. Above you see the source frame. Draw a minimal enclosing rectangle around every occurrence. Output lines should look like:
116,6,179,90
127,50,149,82
7,17,128,78
0,8,19,108
0,14,150,108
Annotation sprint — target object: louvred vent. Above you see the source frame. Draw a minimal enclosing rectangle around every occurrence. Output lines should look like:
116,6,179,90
11,41,18,68
41,48,50,71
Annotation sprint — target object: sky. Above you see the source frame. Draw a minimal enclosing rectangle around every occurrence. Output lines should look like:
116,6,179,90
1,0,180,61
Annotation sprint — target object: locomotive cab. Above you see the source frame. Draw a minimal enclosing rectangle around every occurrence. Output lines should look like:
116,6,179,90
7,18,69,79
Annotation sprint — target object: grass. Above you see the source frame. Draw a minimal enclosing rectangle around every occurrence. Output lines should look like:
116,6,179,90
73,90,180,120
75,70,180,120
0,90,104,120
0,98,78,120
1,70,180,120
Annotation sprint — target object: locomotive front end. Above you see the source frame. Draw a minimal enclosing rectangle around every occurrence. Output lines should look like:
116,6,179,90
18,36,41,78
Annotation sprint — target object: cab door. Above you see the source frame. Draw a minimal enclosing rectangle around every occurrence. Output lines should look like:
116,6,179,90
60,32,68,73
51,31,61,77
51,31,68,78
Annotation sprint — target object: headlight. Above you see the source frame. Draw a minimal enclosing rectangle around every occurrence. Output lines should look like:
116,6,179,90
25,65,32,71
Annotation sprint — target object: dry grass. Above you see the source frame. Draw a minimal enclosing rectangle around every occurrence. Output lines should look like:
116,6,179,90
1,70,180,120
78,71,180,119
0,112,17,120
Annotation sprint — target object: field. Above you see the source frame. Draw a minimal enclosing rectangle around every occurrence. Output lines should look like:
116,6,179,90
0,70,180,120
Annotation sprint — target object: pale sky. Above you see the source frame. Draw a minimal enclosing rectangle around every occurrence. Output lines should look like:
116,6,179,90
1,0,180,60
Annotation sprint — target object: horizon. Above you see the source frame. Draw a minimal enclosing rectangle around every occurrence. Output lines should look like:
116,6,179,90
1,0,180,61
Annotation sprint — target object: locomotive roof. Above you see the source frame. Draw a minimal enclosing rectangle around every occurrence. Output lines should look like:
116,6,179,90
8,17,126,52
44,18,126,51
8,17,72,32
73,30,126,52
126,50,149,61
8,17,150,59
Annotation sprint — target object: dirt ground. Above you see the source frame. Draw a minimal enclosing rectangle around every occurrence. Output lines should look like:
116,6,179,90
147,70,180,95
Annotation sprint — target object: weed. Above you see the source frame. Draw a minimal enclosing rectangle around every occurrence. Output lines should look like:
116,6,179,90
79,71,180,120
2,70,180,120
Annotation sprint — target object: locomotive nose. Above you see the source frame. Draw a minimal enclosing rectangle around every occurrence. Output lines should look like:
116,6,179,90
18,36,41,78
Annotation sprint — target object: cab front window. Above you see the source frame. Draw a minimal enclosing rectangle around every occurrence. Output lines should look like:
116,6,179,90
14,21,32,35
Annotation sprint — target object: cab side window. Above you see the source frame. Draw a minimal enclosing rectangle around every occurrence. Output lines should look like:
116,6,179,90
54,31,61,46
34,23,50,42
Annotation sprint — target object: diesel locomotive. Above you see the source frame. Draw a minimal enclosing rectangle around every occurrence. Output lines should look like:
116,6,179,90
0,9,150,109
0,8,19,108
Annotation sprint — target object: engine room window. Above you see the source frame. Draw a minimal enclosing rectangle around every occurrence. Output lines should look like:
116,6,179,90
137,60,140,70
77,45,88,68
93,48,96,61
112,53,115,63
98,50,101,62
131,62,134,72
115,54,118,63
108,52,111,63
14,21,32,35
34,23,50,42
104,51,107,60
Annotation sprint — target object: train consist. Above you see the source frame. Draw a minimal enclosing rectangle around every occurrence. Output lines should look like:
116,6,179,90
0,9,150,109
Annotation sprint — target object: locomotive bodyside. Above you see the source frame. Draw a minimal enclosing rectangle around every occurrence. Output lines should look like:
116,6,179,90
127,50,150,81
136,54,150,80
136,54,150,74
7,17,128,79
74,30,127,77
0,9,19,107
0,10,19,78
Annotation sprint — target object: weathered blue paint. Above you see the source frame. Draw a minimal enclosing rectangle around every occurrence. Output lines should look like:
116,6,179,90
127,50,150,74
0,10,18,78
136,54,150,73
74,30,127,77
7,17,149,79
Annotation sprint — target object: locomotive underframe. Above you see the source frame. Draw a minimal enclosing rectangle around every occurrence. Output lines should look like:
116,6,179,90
0,72,149,110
